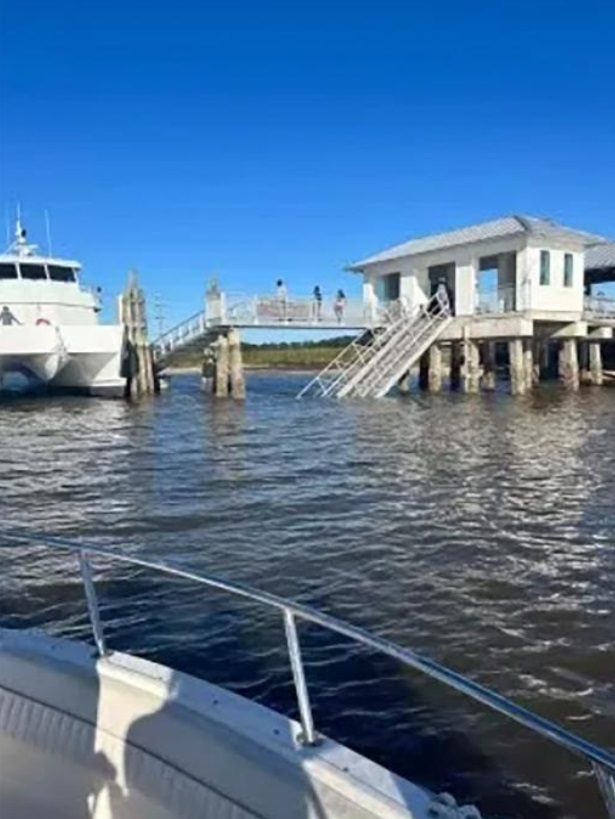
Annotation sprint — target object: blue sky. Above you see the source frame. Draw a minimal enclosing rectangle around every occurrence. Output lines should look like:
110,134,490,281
1,0,614,330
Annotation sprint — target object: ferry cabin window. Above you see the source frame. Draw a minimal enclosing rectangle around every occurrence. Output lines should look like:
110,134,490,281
0,263,18,279
539,250,550,286
564,253,574,287
19,263,48,280
48,265,76,283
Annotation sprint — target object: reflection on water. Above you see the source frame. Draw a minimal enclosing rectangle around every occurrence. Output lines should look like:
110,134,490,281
0,374,613,819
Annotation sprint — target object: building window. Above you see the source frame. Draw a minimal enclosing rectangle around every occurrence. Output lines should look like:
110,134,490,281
564,253,573,287
539,250,550,286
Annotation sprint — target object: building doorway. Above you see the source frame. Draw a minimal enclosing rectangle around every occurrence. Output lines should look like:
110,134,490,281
428,263,455,314
377,272,401,302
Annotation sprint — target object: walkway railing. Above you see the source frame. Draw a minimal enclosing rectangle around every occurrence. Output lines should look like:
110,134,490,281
151,293,384,360
584,295,615,320
1,528,614,817
216,291,377,328
152,310,207,360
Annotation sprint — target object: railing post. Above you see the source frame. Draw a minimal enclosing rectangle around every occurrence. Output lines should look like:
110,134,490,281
594,764,615,819
78,550,107,657
283,609,317,746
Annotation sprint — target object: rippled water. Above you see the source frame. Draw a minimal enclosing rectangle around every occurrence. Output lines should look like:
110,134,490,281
1,373,613,819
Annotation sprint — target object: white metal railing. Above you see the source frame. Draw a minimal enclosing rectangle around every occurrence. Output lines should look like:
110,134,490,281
299,294,451,399
297,300,409,398
298,308,405,398
1,528,614,818
353,295,451,398
474,285,518,315
584,295,615,320
152,310,207,360
209,291,378,328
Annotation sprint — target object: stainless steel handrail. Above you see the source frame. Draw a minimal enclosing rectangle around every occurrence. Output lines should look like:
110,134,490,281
1,528,614,816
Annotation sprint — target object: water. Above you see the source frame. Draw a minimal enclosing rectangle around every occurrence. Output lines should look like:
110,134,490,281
0,373,613,818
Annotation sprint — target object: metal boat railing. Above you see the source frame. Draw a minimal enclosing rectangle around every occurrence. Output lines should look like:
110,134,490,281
1,529,614,817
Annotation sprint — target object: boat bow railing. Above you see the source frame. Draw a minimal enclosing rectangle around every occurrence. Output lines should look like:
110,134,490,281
1,529,614,817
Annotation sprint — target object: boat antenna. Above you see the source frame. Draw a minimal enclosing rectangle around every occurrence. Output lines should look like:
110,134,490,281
44,210,53,256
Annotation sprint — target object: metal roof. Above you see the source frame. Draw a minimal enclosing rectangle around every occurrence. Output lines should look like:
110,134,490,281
585,242,615,271
349,215,609,270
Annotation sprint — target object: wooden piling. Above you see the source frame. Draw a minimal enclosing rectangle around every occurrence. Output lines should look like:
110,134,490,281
228,328,246,399
120,271,156,399
428,344,443,392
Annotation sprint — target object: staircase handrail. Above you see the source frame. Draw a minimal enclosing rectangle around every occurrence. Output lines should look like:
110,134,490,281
337,294,450,398
297,299,413,398
356,311,450,398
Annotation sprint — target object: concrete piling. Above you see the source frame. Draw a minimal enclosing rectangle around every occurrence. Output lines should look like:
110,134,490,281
398,371,411,393
523,340,534,392
481,342,497,391
461,339,480,393
450,342,462,391
558,339,580,391
589,342,604,386
418,353,429,390
532,341,542,387
579,342,592,385
228,329,246,399
428,344,443,392
214,334,230,397
509,339,525,395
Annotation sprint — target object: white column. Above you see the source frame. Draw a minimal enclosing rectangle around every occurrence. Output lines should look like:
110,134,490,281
455,257,477,316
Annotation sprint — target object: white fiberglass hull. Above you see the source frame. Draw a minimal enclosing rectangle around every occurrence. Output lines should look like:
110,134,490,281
0,629,438,819
0,324,125,396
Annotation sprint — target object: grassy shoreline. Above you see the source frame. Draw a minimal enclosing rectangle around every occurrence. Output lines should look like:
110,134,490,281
164,340,353,372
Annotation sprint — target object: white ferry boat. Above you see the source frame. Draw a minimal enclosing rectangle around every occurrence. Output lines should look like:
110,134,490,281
0,219,125,395
0,530,613,819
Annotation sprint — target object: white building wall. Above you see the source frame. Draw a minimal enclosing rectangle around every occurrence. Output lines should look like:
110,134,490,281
524,244,585,313
356,234,587,318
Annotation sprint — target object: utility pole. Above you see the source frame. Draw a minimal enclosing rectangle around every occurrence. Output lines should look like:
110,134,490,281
154,294,165,338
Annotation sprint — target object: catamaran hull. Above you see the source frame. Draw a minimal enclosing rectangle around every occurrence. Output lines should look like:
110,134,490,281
0,325,125,397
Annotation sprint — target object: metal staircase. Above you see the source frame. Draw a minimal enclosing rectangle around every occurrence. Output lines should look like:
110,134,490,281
298,293,451,399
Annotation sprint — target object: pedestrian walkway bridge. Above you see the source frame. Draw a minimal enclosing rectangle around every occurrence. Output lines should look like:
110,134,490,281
152,291,379,363
152,289,452,400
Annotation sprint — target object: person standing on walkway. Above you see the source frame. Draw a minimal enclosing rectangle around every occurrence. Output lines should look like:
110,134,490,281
276,279,288,321
334,289,346,323
312,286,323,321
435,278,451,314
